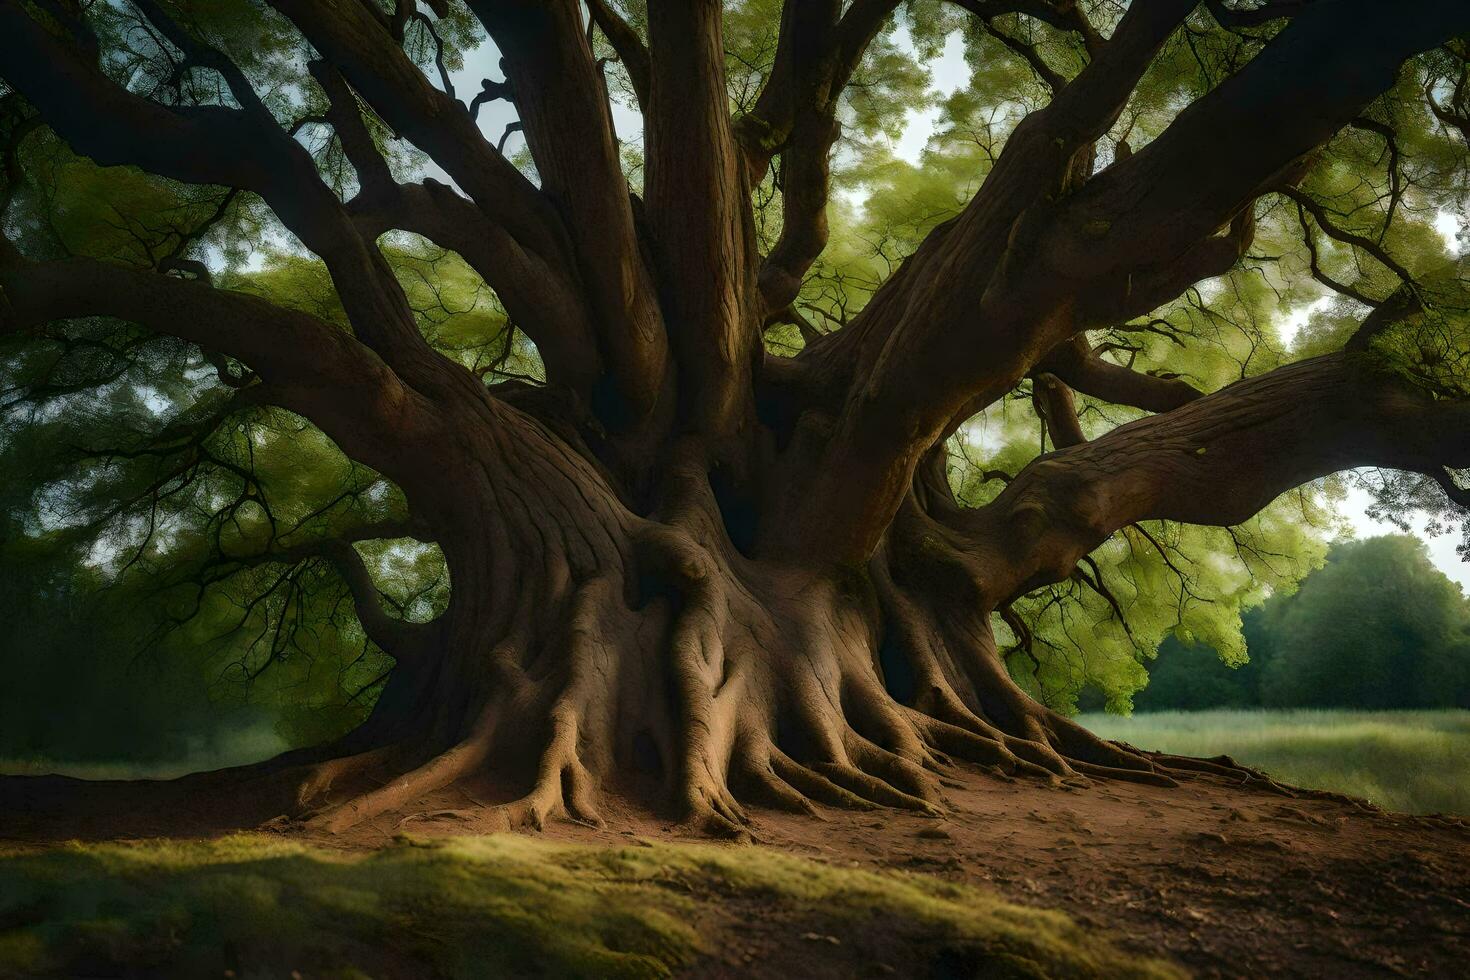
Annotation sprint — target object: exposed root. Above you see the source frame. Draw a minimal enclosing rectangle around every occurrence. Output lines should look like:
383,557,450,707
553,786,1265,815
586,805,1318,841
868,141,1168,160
1071,761,1178,788
289,742,409,811
734,750,822,817
768,748,878,812
1149,751,1377,809
302,705,497,834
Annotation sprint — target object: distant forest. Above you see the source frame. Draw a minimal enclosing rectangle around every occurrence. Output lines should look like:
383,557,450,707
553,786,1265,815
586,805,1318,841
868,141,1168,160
1131,535,1470,712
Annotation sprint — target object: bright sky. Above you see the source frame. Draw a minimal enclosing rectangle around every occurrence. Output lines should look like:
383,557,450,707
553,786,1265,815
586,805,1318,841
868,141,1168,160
449,25,1470,592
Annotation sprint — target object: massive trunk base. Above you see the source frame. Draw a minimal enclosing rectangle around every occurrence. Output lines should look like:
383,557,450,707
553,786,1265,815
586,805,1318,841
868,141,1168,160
258,463,1182,839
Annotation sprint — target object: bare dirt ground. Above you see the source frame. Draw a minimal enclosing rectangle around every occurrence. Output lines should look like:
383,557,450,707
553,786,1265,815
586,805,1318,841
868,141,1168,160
3,760,1467,979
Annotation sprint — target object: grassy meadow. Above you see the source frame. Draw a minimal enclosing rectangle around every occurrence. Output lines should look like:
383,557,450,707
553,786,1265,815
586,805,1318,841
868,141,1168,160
1078,709,1470,817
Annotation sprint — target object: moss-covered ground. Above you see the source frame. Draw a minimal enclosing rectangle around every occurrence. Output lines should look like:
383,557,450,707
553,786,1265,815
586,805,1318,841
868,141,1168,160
0,833,1181,979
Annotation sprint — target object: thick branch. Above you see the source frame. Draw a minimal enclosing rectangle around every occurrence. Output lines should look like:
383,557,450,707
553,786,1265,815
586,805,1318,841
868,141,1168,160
766,0,1464,566
468,0,669,420
0,2,447,376
644,0,760,443
1039,336,1204,413
587,0,650,109
762,0,1197,563
0,2,329,233
0,252,434,478
960,353,1470,604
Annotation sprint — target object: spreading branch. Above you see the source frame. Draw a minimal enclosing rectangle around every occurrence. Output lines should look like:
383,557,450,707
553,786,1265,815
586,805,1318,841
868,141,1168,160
956,352,1470,604
1038,336,1204,414
761,0,1201,562
467,0,668,420
759,0,1467,565
0,251,434,480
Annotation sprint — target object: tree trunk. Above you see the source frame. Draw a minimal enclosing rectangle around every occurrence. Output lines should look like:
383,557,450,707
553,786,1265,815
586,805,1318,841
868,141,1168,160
256,342,1465,836
260,388,1176,839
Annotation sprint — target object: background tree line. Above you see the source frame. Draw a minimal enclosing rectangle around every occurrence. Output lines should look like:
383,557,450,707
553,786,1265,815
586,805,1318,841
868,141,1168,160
1128,535,1470,712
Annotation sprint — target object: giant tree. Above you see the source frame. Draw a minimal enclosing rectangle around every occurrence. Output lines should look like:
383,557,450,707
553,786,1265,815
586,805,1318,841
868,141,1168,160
2,0,1468,835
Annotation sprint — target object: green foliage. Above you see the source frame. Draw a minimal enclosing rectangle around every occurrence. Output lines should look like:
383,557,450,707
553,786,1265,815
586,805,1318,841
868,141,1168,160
995,508,1331,715
1136,536,1470,713
1259,536,1470,709
1131,630,1264,713
0,834,1181,979
1080,709,1470,817
0,88,518,765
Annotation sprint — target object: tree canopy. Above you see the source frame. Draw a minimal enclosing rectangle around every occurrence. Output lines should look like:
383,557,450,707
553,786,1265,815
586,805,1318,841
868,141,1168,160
1,0,1468,833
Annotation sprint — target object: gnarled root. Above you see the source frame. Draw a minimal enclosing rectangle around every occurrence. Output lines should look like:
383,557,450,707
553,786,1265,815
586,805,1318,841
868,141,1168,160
249,519,1189,839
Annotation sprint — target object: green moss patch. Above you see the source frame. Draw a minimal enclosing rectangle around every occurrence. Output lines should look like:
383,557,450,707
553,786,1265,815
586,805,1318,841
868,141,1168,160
0,834,1180,979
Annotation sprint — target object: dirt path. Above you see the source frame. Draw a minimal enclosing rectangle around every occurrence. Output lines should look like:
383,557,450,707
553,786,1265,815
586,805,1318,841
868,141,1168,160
3,765,1467,978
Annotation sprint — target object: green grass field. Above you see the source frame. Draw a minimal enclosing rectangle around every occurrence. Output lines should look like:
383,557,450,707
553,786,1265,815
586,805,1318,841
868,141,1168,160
1078,709,1470,817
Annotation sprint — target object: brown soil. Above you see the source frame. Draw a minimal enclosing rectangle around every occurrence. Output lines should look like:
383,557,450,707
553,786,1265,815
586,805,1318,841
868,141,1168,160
3,764,1467,979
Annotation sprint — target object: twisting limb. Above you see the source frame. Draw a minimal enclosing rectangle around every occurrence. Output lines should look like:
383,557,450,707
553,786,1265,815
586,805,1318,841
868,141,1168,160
1347,116,1405,236
0,250,436,480
467,0,669,421
586,0,650,109
743,0,903,314
265,0,565,266
978,14,1068,93
1292,199,1380,307
468,76,513,120
345,179,602,394
1277,185,1419,296
1038,336,1204,413
495,121,523,155
950,352,1470,605
260,532,441,662
408,9,457,100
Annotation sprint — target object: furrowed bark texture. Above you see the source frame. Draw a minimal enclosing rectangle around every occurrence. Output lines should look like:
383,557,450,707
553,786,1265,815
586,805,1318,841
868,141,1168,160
1,0,1467,834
